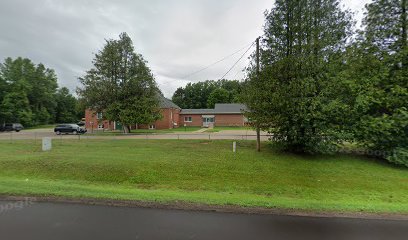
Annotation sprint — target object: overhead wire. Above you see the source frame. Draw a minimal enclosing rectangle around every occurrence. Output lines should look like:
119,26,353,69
180,41,254,80
157,41,255,86
218,41,255,80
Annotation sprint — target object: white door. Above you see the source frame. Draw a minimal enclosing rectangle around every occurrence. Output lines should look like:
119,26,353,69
202,117,215,128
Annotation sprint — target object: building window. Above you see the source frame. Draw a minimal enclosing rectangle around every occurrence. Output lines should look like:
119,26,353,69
98,124,104,130
97,112,103,120
184,117,192,122
149,124,156,130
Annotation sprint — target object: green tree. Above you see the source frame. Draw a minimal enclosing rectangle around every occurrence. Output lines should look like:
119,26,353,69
55,87,78,123
78,33,161,133
0,57,58,126
172,80,242,109
207,88,230,108
0,83,33,126
0,67,6,105
344,0,408,166
243,0,353,153
172,87,186,109
28,63,58,125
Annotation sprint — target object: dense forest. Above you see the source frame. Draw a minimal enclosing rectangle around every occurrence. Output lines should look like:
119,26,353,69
0,57,81,127
243,0,407,166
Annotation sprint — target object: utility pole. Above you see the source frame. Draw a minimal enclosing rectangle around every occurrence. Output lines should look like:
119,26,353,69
256,37,261,152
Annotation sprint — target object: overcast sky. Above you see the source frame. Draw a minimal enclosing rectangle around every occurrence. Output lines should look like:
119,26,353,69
0,0,370,98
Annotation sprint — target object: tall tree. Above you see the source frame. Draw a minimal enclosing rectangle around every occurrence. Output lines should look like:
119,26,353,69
172,79,243,109
207,88,230,108
172,87,186,109
243,0,353,153
0,57,58,126
345,0,408,166
78,33,161,133
0,82,32,126
55,87,78,123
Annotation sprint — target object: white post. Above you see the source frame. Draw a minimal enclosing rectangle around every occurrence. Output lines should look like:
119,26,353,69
233,141,237,153
42,137,52,151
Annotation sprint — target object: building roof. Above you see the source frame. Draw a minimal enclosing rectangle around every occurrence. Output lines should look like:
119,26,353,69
158,95,181,109
180,103,247,115
180,109,215,115
214,104,248,113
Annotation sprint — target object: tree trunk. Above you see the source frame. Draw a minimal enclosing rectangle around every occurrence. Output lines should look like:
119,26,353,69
123,125,131,134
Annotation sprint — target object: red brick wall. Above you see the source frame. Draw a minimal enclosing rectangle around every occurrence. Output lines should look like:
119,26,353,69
179,114,203,127
85,109,244,130
179,114,245,127
155,108,181,130
85,109,113,131
215,114,245,127
95,108,182,130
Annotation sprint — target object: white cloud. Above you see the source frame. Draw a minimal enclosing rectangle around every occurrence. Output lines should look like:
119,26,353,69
0,0,371,98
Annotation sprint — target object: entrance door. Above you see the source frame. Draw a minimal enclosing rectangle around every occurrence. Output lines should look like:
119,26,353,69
115,122,123,131
202,117,215,128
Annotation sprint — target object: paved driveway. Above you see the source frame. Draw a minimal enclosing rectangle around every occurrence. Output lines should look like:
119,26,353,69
0,201,407,240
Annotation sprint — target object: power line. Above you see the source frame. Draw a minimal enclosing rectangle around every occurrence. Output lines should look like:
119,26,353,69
180,41,254,80
218,41,255,80
157,40,255,87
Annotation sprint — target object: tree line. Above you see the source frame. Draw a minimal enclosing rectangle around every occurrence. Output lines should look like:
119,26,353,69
0,57,81,127
171,79,243,109
243,0,407,166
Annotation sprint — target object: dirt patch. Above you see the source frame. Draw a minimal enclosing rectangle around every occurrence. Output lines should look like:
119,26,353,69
1,195,407,221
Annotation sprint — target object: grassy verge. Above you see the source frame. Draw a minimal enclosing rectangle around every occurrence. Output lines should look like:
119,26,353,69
0,140,407,213
204,126,253,133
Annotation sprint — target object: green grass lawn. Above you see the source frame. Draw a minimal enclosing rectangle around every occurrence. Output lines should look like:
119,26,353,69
204,126,253,133
0,139,407,213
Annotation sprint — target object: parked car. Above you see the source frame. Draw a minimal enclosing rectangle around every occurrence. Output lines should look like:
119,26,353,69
54,124,87,135
0,123,24,132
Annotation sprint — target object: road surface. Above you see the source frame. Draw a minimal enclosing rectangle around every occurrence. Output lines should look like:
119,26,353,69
0,129,271,141
0,201,407,240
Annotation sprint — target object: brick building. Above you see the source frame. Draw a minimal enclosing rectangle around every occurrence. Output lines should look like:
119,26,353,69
85,95,181,131
85,98,248,131
179,104,248,128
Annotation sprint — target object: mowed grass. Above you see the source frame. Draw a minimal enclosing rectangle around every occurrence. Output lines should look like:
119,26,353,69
0,139,407,213
204,126,253,133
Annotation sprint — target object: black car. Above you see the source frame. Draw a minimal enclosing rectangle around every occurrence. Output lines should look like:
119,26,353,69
54,124,87,135
0,123,24,132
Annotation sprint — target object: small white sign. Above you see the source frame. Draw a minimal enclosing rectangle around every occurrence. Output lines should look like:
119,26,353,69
42,138,52,151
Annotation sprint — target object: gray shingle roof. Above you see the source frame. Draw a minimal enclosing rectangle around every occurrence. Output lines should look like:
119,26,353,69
214,104,247,113
180,109,215,115
158,95,181,109
181,103,247,115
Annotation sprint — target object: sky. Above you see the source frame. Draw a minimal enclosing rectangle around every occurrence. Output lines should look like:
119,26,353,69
0,0,371,98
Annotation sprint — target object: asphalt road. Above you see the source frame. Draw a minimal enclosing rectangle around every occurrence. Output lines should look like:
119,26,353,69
0,201,407,240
